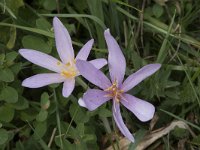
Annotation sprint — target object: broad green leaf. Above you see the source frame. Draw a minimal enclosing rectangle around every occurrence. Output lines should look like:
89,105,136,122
0,129,8,145
33,121,47,140
10,63,22,75
5,51,18,63
98,108,112,117
76,123,84,136
0,54,5,65
5,0,24,15
152,4,164,18
40,92,50,110
55,138,74,150
43,0,57,11
0,68,14,82
171,126,189,139
11,96,29,110
69,104,89,124
20,109,37,121
36,110,48,122
0,105,15,122
36,18,51,31
0,86,18,103
82,134,96,142
22,35,52,54
192,135,200,145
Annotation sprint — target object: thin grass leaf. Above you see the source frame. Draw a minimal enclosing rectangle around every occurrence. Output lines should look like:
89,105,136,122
160,109,200,131
41,13,106,29
156,10,176,63
0,2,17,19
26,121,51,150
53,89,63,149
117,7,200,48
0,22,107,53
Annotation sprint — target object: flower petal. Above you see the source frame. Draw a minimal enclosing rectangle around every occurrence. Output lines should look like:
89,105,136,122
122,64,161,92
81,89,110,111
19,49,62,73
113,101,135,142
76,39,94,60
78,98,87,108
76,60,111,89
62,78,75,97
89,58,107,69
121,94,155,122
22,73,65,88
53,17,74,64
104,29,126,85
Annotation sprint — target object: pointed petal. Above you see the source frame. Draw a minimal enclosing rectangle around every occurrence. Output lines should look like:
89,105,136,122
53,17,74,64
113,101,135,142
19,49,62,73
78,98,87,108
22,73,65,88
122,64,161,92
121,94,155,122
76,60,111,89
89,58,107,69
62,78,75,97
81,89,110,111
76,39,94,60
104,29,126,85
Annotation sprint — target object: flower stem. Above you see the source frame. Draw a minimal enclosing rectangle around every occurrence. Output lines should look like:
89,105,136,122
100,116,111,133
76,77,88,90
76,76,115,148
53,89,63,149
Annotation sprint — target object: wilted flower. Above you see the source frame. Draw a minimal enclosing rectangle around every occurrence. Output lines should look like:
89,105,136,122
19,17,107,97
76,29,161,142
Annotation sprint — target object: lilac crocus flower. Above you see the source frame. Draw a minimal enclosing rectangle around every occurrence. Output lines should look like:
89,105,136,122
76,29,161,142
19,17,107,97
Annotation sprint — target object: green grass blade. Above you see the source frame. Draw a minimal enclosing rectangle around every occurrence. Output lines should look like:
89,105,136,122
41,13,106,29
53,89,63,149
0,22,107,53
117,7,200,48
160,109,200,131
156,10,176,63
0,2,17,19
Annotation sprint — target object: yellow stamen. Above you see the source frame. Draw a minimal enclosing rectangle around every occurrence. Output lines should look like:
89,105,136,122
58,59,78,78
57,61,61,65
104,80,124,103
65,62,71,67
61,70,77,78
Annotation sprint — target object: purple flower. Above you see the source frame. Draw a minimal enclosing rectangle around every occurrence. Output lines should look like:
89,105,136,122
19,17,107,97
76,29,161,142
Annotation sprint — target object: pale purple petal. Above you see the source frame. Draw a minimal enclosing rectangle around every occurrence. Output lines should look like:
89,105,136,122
22,73,65,88
121,94,155,122
104,29,126,85
76,39,94,60
53,17,74,64
62,78,75,97
89,58,107,69
19,49,63,73
78,98,86,108
76,60,112,89
81,89,110,111
113,101,135,142
122,64,161,92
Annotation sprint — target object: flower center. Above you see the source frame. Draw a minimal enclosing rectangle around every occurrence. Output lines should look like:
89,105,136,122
104,80,124,102
57,59,78,78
